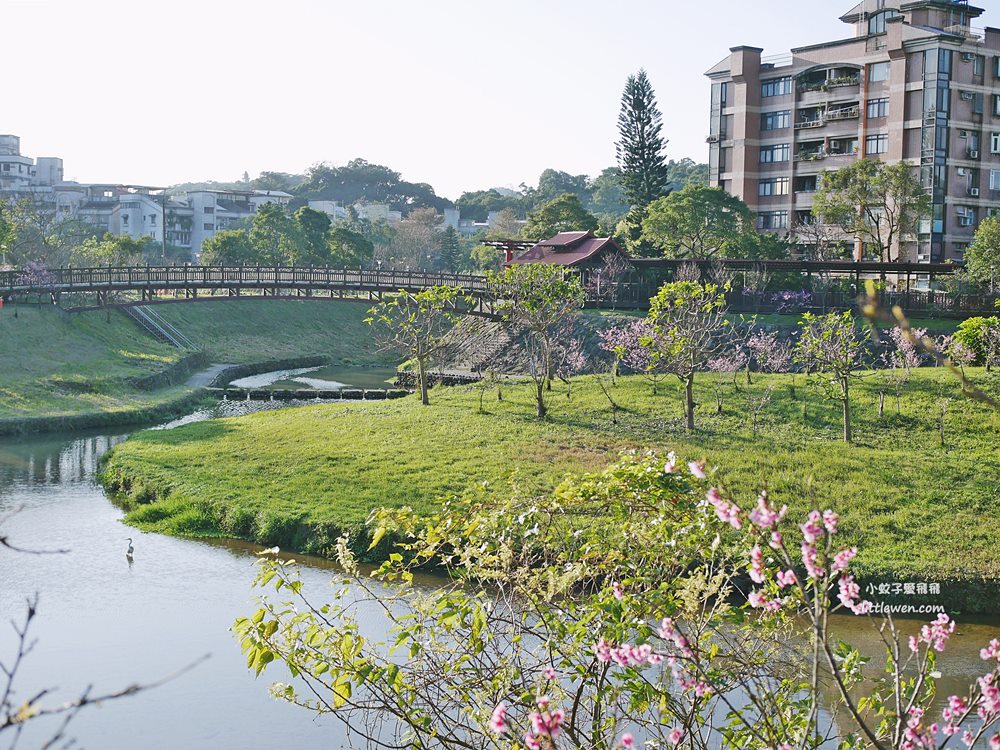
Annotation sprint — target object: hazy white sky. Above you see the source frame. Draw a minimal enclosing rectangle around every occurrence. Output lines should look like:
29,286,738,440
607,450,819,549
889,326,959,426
4,0,995,199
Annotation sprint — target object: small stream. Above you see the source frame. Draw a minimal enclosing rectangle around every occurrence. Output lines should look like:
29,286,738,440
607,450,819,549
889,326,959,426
1,375,998,748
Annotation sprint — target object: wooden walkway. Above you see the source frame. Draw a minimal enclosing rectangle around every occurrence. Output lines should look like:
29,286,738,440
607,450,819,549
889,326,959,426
0,266,499,315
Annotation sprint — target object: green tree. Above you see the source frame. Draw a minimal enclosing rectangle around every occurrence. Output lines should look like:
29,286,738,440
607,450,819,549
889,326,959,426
249,203,298,264
529,168,591,207
484,208,522,240
72,233,150,266
437,225,461,272
0,206,15,266
200,230,256,265
794,310,869,443
616,69,670,207
455,189,524,222
587,166,628,228
488,264,586,418
329,224,374,267
365,286,466,405
291,206,332,265
664,158,710,190
644,280,732,430
966,215,1000,290
812,159,931,263
641,185,755,258
521,193,598,240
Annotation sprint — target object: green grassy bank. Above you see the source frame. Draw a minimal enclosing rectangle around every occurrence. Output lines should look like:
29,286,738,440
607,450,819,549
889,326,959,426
150,298,392,366
0,304,194,432
100,369,1000,608
0,299,388,433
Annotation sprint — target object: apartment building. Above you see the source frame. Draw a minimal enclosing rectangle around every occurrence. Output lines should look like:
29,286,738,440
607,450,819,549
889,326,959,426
706,0,1000,262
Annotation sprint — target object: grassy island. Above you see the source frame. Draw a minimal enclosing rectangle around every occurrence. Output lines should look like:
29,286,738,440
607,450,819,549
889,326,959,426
100,369,1000,607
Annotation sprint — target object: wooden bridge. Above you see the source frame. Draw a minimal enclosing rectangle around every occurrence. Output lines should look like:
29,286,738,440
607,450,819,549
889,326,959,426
1,262,996,318
0,265,500,315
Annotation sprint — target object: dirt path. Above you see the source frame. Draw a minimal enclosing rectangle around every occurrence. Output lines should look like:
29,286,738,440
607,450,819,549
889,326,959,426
185,363,235,388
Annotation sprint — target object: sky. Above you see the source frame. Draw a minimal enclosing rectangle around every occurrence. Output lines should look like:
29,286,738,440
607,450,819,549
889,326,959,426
4,0,996,200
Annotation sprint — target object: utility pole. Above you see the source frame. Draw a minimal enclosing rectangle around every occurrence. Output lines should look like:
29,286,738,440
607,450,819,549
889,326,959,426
160,190,168,263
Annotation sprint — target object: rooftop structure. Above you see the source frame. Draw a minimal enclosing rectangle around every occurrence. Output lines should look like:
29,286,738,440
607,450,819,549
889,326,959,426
509,231,630,268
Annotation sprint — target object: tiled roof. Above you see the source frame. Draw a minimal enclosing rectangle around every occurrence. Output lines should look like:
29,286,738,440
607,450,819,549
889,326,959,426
510,231,628,267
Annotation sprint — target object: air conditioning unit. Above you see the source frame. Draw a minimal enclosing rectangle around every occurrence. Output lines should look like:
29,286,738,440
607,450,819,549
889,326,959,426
959,129,969,138
958,167,969,176
706,134,720,143
969,187,981,197
961,91,975,100
970,150,980,158
963,52,977,62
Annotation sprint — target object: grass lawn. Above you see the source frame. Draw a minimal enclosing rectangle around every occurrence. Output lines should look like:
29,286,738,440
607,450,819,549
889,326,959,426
0,304,187,422
101,368,1000,596
151,298,393,366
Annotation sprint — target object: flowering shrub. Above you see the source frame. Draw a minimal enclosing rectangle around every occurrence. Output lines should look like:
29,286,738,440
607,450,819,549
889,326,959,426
237,453,999,750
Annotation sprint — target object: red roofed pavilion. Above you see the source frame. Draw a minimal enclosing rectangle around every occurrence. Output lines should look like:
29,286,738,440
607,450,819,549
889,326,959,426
508,231,631,269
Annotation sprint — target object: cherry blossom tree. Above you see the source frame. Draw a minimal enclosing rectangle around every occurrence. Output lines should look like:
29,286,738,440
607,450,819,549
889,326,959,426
237,452,1000,750
794,311,869,443
644,281,732,430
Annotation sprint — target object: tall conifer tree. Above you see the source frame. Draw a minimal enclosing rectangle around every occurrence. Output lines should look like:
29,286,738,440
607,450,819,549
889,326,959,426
615,70,670,208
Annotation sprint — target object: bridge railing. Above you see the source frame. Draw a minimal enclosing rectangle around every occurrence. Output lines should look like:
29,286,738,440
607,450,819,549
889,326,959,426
0,265,493,294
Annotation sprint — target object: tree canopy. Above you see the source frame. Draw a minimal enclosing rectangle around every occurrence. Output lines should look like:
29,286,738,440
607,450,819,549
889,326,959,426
967,215,1000,290
640,185,755,258
616,69,670,208
812,159,930,263
521,193,599,240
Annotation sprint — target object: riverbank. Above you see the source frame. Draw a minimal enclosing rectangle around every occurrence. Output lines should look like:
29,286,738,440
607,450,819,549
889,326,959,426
0,299,392,434
100,369,1000,610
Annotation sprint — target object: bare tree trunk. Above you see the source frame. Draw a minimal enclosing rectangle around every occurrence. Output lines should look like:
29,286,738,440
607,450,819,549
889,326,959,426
877,391,885,418
535,377,547,419
417,356,429,406
841,376,851,443
685,373,695,431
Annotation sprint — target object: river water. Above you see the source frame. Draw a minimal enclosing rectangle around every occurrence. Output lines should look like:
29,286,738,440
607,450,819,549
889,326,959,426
1,402,998,748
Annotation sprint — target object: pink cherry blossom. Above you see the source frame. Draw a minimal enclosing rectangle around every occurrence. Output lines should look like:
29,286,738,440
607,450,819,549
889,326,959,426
542,666,557,681
918,613,956,652
524,730,541,750
800,511,824,544
612,581,625,600
769,531,783,550
688,460,706,479
988,734,1000,750
801,542,824,578
981,639,1000,662
837,575,873,615
620,732,635,748
831,547,857,573
664,451,678,473
488,702,507,734
748,491,787,529
822,509,840,534
776,569,797,588
667,727,684,745
749,544,766,584
657,617,675,640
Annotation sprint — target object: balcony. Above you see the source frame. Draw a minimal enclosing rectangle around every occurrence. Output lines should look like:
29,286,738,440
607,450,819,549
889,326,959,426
795,149,827,162
826,105,860,121
795,118,824,130
798,75,860,94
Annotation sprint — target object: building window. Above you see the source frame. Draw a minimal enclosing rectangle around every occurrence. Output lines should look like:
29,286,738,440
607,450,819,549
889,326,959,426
866,133,889,154
204,223,215,231
957,207,976,227
760,110,791,131
761,77,793,97
149,214,157,225
759,144,790,163
974,92,985,115
757,211,789,230
869,62,890,82
867,97,889,118
868,9,900,35
993,95,1000,116
991,132,1000,153
204,206,215,214
990,169,1000,191
974,55,985,76
758,177,790,196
